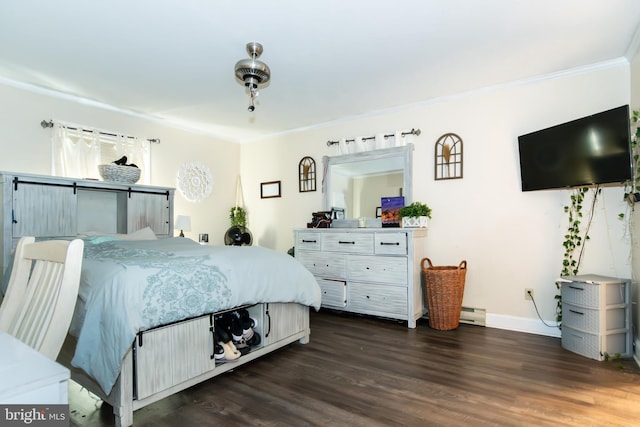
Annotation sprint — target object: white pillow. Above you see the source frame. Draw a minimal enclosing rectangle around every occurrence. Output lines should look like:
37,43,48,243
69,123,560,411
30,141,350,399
80,226,158,241
121,227,158,240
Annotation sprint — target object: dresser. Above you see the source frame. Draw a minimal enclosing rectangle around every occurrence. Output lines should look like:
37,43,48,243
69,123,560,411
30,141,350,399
295,228,426,328
560,274,632,361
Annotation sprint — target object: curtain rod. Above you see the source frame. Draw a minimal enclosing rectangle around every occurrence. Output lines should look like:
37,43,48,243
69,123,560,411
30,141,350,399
326,128,421,147
40,120,160,144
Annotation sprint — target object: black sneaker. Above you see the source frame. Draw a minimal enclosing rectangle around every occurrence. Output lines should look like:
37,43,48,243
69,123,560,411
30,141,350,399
214,343,225,361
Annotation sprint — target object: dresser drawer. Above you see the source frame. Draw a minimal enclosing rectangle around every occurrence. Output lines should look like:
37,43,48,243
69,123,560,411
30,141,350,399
563,303,627,333
347,255,407,285
296,251,346,278
562,303,599,333
561,282,600,308
374,232,407,255
348,282,407,315
562,279,627,307
296,232,321,250
317,279,347,308
561,326,628,361
322,232,373,254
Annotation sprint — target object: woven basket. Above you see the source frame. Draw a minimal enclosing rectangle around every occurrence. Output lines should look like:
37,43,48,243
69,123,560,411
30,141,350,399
98,164,141,184
421,258,467,330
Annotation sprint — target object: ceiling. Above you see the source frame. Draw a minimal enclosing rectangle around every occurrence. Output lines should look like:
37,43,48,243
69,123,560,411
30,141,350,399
1,1,640,144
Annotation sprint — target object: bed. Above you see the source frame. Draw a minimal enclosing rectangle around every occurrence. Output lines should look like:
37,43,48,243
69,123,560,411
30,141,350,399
58,234,321,427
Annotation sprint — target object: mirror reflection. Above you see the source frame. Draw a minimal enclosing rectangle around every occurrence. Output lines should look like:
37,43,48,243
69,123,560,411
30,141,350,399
323,145,413,225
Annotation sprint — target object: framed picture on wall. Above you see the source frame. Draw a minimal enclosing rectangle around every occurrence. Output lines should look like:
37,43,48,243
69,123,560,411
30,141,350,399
261,181,281,199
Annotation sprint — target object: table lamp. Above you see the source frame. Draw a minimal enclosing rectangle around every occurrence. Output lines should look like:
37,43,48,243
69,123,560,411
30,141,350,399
175,215,191,237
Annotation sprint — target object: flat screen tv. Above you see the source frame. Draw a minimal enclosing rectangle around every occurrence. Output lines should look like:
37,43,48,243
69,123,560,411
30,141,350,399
518,105,632,191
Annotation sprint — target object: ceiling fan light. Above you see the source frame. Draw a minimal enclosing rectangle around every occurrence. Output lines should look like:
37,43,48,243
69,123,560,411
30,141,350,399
234,42,270,111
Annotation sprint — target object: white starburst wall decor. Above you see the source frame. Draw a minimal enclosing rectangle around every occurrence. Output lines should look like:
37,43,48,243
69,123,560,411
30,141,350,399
177,161,213,202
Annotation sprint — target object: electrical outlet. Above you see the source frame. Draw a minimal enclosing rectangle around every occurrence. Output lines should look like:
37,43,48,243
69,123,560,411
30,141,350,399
525,288,534,301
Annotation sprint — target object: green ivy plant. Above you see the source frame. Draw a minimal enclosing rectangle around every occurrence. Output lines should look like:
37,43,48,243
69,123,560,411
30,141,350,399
621,109,640,218
556,186,590,324
561,187,590,277
229,206,247,228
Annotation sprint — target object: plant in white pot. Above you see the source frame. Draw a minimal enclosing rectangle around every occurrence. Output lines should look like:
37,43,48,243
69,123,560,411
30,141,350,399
399,202,432,228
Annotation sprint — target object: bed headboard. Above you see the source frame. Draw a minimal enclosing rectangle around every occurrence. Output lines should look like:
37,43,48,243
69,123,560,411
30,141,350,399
0,171,175,277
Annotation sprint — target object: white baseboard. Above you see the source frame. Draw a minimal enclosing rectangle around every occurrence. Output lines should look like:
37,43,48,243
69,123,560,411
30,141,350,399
486,313,561,338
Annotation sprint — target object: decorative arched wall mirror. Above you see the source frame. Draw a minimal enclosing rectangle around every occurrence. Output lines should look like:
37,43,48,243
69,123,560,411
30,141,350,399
323,145,413,227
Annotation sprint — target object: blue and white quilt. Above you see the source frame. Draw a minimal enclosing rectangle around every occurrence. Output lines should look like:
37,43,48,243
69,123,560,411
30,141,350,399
70,237,321,395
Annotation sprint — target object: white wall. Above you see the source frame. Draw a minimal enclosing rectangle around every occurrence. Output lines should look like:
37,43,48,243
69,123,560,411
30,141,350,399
241,62,632,336
0,62,631,337
0,82,241,245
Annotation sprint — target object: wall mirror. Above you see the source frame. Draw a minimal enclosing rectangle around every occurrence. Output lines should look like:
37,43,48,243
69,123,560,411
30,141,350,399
323,145,413,226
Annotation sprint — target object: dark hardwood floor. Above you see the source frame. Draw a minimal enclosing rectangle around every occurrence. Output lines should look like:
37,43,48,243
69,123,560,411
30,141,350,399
70,310,640,426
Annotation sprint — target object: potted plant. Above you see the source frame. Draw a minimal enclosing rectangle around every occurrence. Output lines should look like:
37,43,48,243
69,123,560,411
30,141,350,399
399,202,432,228
229,206,247,228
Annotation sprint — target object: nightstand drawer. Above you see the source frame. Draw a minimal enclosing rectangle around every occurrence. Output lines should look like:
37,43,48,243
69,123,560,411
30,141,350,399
562,281,628,308
561,282,600,308
296,251,346,278
347,255,407,285
561,326,628,361
374,232,407,255
322,232,373,254
348,282,407,315
562,303,599,333
317,279,346,308
563,303,627,333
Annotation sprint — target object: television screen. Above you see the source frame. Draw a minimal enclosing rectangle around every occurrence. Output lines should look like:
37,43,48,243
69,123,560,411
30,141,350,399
518,105,632,191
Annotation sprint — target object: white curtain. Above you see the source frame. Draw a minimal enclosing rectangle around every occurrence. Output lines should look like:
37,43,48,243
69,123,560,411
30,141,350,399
51,124,101,179
51,123,151,184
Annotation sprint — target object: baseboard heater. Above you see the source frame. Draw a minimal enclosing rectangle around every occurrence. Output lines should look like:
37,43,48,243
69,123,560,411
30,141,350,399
423,306,486,326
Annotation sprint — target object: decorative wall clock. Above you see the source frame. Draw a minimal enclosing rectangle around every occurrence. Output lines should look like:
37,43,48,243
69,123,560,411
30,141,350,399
177,161,213,202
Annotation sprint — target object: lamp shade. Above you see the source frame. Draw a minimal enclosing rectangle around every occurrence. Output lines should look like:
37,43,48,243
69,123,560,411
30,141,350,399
175,215,191,232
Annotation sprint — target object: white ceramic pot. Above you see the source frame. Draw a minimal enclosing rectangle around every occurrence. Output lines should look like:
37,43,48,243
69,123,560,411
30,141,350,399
401,216,428,228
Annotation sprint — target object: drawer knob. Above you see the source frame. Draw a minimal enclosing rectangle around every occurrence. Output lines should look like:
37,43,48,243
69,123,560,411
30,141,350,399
339,240,355,244
380,242,400,246
302,239,317,243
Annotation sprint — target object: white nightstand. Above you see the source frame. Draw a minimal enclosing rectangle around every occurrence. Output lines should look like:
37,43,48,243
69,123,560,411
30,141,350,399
0,331,70,404
560,274,632,361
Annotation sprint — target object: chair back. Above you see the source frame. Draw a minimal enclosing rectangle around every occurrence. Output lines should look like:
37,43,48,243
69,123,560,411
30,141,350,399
0,237,84,359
